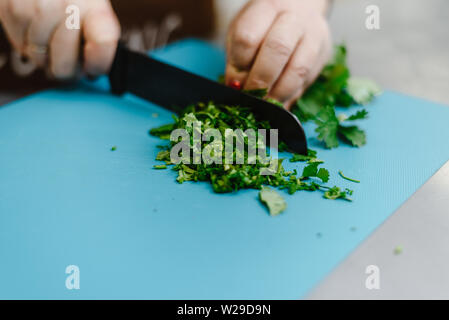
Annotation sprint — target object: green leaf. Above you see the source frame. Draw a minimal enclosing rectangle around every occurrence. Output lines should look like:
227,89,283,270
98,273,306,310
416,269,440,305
317,168,330,183
289,149,318,162
149,123,175,140
302,161,329,183
323,186,353,201
259,186,287,216
156,150,171,162
243,88,268,99
314,106,339,149
346,109,369,121
153,164,167,170
266,98,284,108
347,77,381,105
338,125,367,147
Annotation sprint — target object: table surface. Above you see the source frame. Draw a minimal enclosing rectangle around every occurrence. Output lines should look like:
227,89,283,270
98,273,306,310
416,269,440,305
1,0,449,299
310,0,449,299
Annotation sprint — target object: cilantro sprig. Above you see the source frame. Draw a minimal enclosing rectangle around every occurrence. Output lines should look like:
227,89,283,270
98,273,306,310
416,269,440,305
292,45,380,149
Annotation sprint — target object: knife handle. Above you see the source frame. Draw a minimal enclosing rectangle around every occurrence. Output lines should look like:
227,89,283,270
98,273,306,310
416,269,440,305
109,41,128,95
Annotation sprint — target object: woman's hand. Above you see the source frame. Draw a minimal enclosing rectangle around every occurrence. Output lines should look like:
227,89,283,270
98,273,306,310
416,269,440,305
0,0,120,79
226,0,332,108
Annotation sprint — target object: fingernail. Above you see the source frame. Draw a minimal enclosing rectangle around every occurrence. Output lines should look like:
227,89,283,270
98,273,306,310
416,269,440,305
228,80,242,90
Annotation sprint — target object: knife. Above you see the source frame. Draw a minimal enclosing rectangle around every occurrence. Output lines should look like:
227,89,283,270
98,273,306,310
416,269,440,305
108,43,308,155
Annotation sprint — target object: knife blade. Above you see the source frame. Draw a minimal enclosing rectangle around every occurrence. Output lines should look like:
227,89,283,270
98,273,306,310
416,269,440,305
108,43,307,155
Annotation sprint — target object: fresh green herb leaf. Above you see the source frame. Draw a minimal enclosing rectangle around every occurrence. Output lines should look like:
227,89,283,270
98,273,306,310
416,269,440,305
153,164,167,170
266,98,284,108
111,146,117,151
302,160,329,183
323,186,353,201
393,245,403,255
259,186,287,216
315,105,340,148
338,125,366,147
150,123,175,140
347,77,381,105
156,150,171,162
291,44,379,148
316,168,330,183
289,149,318,162
243,88,268,99
346,109,369,121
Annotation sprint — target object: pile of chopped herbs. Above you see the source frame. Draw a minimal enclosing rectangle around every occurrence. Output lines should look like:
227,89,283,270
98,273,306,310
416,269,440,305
149,44,380,215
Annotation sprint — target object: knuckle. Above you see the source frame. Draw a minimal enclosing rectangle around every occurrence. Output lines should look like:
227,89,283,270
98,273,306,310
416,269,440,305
34,0,47,16
247,77,269,90
290,64,311,80
265,38,293,58
233,28,259,51
7,0,26,19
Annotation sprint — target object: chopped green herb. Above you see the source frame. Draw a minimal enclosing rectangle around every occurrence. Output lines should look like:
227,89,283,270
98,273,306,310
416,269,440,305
266,98,284,108
153,164,167,170
259,186,287,216
394,245,403,255
111,146,117,151
150,101,356,214
302,160,329,183
339,170,360,183
290,149,318,162
243,88,268,99
322,186,353,201
347,77,382,105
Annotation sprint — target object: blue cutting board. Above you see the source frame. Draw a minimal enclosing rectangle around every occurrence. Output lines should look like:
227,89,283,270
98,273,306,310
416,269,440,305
1,39,449,299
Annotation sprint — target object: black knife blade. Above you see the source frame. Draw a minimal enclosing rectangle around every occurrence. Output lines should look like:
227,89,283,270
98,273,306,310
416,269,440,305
108,43,307,155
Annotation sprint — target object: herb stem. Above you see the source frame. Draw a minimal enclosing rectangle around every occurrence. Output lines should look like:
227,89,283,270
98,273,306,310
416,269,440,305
338,170,360,183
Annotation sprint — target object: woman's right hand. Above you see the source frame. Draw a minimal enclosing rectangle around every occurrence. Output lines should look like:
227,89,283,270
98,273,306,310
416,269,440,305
0,0,121,79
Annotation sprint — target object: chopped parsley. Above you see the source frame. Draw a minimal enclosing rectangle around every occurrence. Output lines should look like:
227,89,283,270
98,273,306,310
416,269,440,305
259,187,287,216
394,245,403,255
150,102,354,215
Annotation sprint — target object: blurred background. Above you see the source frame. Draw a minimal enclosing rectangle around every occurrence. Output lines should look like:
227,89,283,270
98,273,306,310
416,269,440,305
1,0,448,105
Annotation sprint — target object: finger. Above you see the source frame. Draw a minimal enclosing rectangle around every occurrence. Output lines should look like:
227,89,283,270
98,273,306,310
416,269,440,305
269,25,330,105
282,42,331,110
225,0,277,85
244,12,305,92
83,0,120,76
49,21,81,79
25,0,65,67
0,0,34,53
